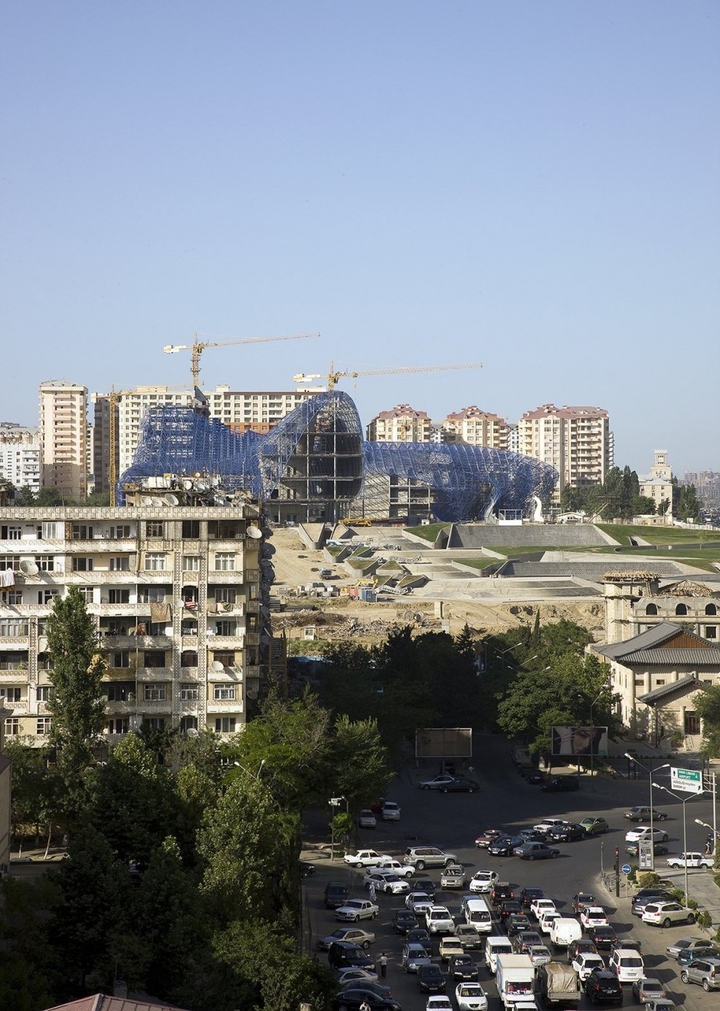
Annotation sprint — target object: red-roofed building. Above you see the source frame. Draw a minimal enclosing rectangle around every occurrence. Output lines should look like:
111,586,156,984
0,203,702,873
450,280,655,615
366,405,432,442
517,403,612,502
441,406,509,449
43,993,192,1011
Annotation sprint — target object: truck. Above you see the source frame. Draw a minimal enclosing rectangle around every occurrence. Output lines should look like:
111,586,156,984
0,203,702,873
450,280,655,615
513,745,532,766
495,953,535,1008
537,963,582,1006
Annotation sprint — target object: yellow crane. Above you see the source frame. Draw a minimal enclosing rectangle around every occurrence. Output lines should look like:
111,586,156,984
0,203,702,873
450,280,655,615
292,360,483,390
164,331,320,386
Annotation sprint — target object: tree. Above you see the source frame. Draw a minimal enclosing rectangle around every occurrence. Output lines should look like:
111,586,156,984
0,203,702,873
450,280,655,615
329,714,392,807
695,685,720,757
673,480,701,521
46,588,107,807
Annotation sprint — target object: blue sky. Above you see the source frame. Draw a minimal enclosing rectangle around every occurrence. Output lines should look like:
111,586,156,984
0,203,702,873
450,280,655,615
2,1,718,475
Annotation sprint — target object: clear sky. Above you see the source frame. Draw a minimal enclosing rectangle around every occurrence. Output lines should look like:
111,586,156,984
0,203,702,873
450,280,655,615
2,1,718,475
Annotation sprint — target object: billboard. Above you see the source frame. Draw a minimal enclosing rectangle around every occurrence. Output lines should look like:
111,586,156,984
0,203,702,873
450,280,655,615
415,727,473,759
551,726,608,757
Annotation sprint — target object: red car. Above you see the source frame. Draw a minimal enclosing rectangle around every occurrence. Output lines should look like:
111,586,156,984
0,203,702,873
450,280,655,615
475,829,502,849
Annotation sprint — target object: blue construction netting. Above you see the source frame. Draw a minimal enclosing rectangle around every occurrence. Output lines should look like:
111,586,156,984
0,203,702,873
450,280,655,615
119,391,558,520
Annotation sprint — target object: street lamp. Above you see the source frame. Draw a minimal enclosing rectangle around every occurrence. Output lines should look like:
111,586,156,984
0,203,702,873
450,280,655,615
624,755,670,871
329,795,349,859
653,782,699,902
233,759,266,779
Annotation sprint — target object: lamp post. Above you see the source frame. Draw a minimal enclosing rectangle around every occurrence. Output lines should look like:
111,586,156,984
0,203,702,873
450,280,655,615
329,795,349,858
624,755,670,871
652,782,697,902
233,759,266,779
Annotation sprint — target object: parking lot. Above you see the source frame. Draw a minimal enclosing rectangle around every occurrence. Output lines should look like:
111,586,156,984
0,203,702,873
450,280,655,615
301,733,719,1011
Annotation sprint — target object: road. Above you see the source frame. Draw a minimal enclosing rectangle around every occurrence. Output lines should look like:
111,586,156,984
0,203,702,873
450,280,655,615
302,732,718,1011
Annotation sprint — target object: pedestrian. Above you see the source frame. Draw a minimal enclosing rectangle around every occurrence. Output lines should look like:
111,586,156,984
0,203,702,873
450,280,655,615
368,882,376,902
379,952,388,978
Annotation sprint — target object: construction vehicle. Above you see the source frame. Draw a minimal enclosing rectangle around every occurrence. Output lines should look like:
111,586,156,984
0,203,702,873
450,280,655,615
293,359,482,390
164,331,320,386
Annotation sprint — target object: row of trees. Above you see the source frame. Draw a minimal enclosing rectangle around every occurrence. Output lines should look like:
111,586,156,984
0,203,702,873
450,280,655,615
560,465,701,521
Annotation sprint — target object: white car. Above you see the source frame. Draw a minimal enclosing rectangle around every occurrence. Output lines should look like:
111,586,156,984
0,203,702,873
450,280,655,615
665,852,714,869
358,809,377,829
406,891,434,914
469,870,499,893
533,819,568,835
572,952,606,982
335,898,380,922
538,910,561,935
625,827,669,844
344,849,391,867
426,905,455,933
580,906,609,930
382,801,401,820
426,997,453,1011
365,857,414,877
455,983,489,1011
362,870,410,895
530,897,557,920
641,901,696,928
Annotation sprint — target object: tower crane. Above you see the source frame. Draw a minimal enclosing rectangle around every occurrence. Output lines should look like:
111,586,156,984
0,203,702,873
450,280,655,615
164,331,320,387
292,360,483,390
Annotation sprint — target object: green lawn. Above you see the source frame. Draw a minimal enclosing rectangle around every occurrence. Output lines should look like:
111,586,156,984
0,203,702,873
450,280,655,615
596,523,720,547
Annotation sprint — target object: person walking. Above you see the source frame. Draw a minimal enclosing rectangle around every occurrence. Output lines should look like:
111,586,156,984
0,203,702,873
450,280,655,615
368,882,376,903
379,952,388,978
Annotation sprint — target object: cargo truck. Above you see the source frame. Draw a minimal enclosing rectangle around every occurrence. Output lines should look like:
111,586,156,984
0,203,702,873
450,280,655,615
496,953,535,1008
537,963,582,1006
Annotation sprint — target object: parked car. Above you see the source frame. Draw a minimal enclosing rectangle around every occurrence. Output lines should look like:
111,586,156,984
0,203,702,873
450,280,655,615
454,983,489,1011
624,806,667,822
585,969,623,1005
519,886,544,909
488,836,524,857
425,996,453,1011
425,905,455,934
336,899,380,922
625,841,668,857
530,898,557,920
440,864,467,889
368,873,410,895
406,928,433,955
440,777,480,793
517,829,547,843
359,809,377,829
608,947,645,984
411,878,437,899
420,774,456,790
325,881,350,909
513,930,543,954
547,823,586,842
506,914,532,937
337,981,392,998
345,849,390,868
666,851,714,869
680,955,720,990
533,819,569,835
631,888,674,915
641,901,696,927
439,936,465,962
366,857,414,877
677,943,720,966
448,954,480,982
381,801,401,820
401,942,433,972
335,968,380,986
403,846,458,870
538,910,561,935
579,817,609,835
406,892,434,915
500,899,522,922
474,829,502,848
610,938,642,958
331,988,401,1011
318,926,376,951
417,963,447,993
625,826,669,844
541,776,579,792
469,870,498,893
631,978,667,1003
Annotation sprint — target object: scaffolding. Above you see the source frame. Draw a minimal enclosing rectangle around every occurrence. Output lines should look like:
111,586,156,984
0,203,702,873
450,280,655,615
119,391,558,522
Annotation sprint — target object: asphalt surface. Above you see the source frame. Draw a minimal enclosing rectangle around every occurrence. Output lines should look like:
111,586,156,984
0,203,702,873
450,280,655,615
301,733,719,1011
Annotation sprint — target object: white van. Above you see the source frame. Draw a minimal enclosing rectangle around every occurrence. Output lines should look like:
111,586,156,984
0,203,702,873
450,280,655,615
549,916,583,950
463,896,493,933
485,936,515,973
609,948,645,984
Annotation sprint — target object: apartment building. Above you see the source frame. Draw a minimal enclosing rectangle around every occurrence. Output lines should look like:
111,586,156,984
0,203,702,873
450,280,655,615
441,406,509,449
0,424,40,496
39,380,88,501
366,405,433,442
0,505,263,746
517,403,611,501
92,385,320,493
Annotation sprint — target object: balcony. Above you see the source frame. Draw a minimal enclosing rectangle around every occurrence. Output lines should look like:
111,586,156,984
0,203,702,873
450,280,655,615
137,698,172,713
207,698,244,713
135,668,171,682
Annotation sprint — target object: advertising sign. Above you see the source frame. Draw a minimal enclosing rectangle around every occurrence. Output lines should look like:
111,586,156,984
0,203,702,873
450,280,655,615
638,840,655,870
415,727,473,758
551,726,608,757
671,767,703,794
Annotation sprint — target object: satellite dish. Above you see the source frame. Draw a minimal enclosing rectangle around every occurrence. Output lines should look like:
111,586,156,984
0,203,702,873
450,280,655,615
165,493,179,506
140,496,154,506
19,559,39,575
246,526,262,539
183,479,193,490
151,497,164,507
211,660,225,671
186,728,199,738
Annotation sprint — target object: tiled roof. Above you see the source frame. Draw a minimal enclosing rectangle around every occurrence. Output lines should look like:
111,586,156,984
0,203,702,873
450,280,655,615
619,649,720,666
638,675,701,704
44,995,190,1011
596,622,720,662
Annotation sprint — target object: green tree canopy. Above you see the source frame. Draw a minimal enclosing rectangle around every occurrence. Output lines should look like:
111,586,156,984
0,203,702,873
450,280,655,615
695,684,720,757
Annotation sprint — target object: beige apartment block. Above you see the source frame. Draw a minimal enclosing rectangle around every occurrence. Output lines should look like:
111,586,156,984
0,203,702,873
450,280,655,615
0,424,40,496
92,385,320,493
639,450,673,513
39,380,88,501
366,405,433,442
441,406,509,449
517,403,611,500
0,505,263,746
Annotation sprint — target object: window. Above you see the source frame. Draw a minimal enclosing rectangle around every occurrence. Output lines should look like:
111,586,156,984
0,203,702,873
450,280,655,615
143,685,167,701
705,604,718,616
180,684,199,700
143,651,166,668
0,687,22,702
212,651,235,667
110,556,130,571
181,716,198,733
675,603,688,616
78,587,95,602
108,589,130,604
216,620,237,636
645,603,658,615
214,586,237,604
214,717,236,733
110,525,131,539
214,552,235,571
106,718,129,734
37,590,58,604
111,652,130,668
145,553,166,571
183,555,200,571
141,586,168,603
0,622,29,637
0,590,22,605
146,521,164,538
106,682,134,702
36,686,50,702
72,524,94,539
2,526,21,540
41,522,63,540
72,557,94,571
4,718,19,736
706,626,717,639
181,652,198,668
182,520,200,538
181,620,197,635
213,684,236,701
146,717,166,730
37,555,55,571
684,712,700,735
36,717,52,736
